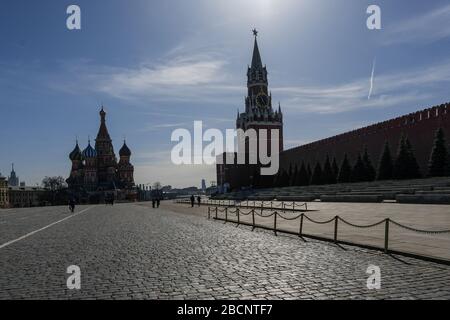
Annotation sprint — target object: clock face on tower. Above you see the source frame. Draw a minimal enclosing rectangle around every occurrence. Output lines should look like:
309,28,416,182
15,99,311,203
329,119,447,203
256,92,268,108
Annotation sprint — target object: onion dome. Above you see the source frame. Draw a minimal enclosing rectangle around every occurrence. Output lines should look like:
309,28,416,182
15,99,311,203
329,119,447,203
82,140,97,158
69,141,83,161
119,141,131,157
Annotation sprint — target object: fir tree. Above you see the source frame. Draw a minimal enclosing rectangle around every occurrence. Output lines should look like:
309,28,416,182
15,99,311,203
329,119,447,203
393,136,410,179
337,154,352,183
332,157,339,183
377,142,393,180
394,136,421,179
362,148,376,181
405,138,421,179
252,168,261,188
297,162,309,186
428,128,449,177
285,164,292,187
351,154,366,182
273,170,281,187
322,155,335,184
310,161,323,185
306,164,312,184
282,169,291,187
290,164,298,186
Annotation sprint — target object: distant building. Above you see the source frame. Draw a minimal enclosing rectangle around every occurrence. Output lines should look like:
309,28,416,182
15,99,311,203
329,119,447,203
0,173,9,208
201,179,206,192
8,163,19,187
8,186,46,208
67,107,136,200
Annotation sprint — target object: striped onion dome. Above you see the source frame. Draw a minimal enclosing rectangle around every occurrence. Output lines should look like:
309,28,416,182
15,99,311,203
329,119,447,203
82,141,97,158
69,141,83,161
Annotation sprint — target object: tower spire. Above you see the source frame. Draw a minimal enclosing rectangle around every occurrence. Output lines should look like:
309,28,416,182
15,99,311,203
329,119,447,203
251,29,263,69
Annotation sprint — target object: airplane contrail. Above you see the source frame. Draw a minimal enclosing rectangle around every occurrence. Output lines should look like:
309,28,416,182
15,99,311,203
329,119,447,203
368,57,376,100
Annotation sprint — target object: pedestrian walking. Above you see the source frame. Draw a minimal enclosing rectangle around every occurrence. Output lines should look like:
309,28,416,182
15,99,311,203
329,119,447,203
190,195,195,207
152,198,155,208
197,196,201,207
156,197,160,208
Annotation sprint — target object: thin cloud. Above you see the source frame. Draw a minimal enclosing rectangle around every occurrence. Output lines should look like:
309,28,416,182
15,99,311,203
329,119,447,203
273,60,450,114
95,51,239,102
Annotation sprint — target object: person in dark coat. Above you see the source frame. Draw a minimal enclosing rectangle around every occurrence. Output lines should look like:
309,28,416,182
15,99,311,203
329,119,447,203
152,198,155,208
68,198,76,213
197,196,201,207
156,197,161,208
190,195,195,207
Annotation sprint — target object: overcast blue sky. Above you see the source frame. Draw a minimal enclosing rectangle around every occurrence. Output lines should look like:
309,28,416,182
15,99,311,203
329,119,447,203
1,0,450,187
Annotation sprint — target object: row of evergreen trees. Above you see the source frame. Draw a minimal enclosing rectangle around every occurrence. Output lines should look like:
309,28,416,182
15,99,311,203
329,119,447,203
270,128,449,188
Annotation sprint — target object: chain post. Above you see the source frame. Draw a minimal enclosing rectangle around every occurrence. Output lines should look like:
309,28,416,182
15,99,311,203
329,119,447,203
274,212,278,236
299,213,304,237
252,209,255,231
334,216,338,243
384,218,390,253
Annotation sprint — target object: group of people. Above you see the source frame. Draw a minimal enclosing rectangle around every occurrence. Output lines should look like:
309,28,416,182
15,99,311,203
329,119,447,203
190,195,202,207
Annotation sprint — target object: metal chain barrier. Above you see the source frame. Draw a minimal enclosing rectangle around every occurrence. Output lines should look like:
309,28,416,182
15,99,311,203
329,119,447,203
254,210,277,218
389,220,450,234
276,212,303,221
338,217,386,228
303,214,336,225
207,204,450,259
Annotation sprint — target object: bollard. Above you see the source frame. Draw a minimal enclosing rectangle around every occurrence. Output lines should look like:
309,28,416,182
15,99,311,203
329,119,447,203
334,216,338,243
215,207,218,219
274,212,278,236
271,201,273,210
252,210,255,231
305,203,308,211
225,207,228,223
299,213,304,237
293,202,295,211
384,218,390,253
208,207,210,219
237,208,240,226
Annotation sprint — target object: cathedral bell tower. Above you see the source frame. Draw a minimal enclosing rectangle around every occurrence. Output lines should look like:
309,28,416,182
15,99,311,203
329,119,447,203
95,107,118,189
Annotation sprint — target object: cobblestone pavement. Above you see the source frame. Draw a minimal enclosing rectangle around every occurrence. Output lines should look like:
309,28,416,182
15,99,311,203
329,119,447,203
0,204,449,300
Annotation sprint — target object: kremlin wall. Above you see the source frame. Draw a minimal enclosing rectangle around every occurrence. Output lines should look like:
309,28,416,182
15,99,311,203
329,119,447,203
279,102,450,177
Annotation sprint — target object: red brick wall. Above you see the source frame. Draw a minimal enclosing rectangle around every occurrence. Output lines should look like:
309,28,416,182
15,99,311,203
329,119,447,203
279,102,450,176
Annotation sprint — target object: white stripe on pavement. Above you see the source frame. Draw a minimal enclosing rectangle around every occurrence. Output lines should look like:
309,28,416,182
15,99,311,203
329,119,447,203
0,207,93,250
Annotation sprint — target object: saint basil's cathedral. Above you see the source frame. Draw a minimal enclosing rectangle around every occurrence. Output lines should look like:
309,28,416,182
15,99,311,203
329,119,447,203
67,107,135,199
